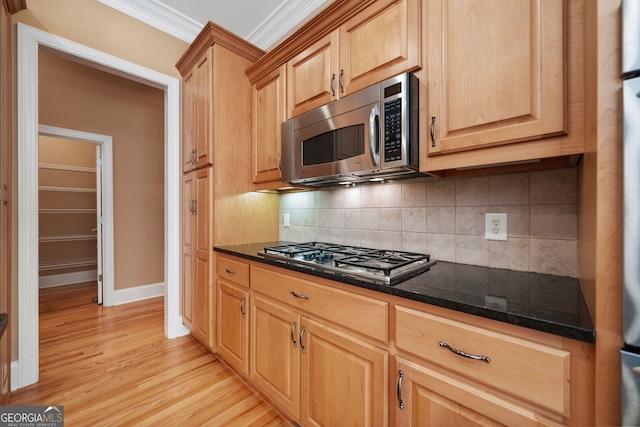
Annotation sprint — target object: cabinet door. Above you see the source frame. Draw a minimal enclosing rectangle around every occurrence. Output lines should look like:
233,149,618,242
193,167,212,346
287,31,339,118
393,358,561,427
182,71,197,173
300,317,388,427
251,294,301,419
339,0,420,95
181,172,194,329
194,48,213,169
217,280,249,375
427,0,565,155
253,66,286,184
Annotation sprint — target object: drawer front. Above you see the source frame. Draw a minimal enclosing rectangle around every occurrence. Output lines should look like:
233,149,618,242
395,305,570,416
251,266,388,344
217,255,250,288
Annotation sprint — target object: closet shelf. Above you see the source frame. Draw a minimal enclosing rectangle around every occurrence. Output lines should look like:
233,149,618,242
39,234,97,242
39,258,97,271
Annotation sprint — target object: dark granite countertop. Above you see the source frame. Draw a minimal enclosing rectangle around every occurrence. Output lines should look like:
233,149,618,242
214,241,595,343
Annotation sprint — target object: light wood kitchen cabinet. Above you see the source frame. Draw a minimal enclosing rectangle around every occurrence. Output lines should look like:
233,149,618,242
300,317,388,427
216,255,250,374
217,280,249,375
182,48,212,172
287,0,420,118
426,0,565,156
177,22,279,348
421,0,586,174
393,304,594,426
250,266,389,425
252,66,286,187
182,168,213,347
251,293,301,418
393,357,560,427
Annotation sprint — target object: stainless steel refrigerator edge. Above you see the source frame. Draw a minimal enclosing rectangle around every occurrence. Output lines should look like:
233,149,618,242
623,0,640,424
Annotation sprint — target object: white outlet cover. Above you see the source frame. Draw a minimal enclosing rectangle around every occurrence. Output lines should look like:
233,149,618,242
485,213,507,241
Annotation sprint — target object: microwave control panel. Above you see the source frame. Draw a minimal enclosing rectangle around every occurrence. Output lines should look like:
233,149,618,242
383,98,403,162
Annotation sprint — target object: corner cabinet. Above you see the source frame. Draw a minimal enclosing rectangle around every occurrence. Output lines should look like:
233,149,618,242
287,0,421,118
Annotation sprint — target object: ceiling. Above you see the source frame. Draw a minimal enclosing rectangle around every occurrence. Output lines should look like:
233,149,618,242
98,0,335,51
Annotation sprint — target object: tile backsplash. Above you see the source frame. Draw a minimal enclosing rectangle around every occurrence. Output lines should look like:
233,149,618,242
279,168,578,277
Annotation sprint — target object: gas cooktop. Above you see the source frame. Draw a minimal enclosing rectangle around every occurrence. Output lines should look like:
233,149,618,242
258,242,436,285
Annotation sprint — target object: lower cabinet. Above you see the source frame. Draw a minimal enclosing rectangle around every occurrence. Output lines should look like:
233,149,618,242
393,357,560,427
217,280,249,375
210,258,593,426
250,293,388,426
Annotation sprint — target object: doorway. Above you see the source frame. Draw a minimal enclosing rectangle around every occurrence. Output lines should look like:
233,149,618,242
37,126,114,306
16,24,187,390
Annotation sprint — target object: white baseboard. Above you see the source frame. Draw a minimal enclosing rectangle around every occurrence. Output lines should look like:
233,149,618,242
39,270,97,288
11,360,20,391
114,282,164,305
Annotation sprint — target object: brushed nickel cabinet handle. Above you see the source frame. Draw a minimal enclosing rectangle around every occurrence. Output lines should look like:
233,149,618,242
339,69,344,93
300,325,306,353
330,73,336,97
190,148,197,165
290,290,309,300
430,116,436,147
439,341,491,363
225,268,236,275
240,297,246,318
291,321,297,348
397,370,404,409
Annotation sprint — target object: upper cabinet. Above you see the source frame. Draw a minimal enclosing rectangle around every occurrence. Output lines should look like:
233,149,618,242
253,66,286,187
182,49,212,173
427,0,565,155
287,0,421,118
247,0,421,188
421,0,584,174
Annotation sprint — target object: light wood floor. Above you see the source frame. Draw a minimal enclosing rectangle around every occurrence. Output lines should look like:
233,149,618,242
10,282,287,426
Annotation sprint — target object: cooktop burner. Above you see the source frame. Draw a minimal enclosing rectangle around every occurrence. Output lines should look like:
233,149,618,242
259,242,436,285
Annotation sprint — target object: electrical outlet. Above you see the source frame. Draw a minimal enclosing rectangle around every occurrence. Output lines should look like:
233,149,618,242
485,213,507,241
283,213,290,227
485,295,508,312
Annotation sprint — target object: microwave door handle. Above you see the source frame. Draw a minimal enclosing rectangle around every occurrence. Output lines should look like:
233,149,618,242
369,104,380,167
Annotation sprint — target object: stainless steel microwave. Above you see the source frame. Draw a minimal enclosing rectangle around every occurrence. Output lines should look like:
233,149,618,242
281,73,421,186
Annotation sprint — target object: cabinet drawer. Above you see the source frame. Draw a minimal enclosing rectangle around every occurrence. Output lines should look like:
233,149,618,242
251,266,388,344
217,255,249,288
395,305,570,416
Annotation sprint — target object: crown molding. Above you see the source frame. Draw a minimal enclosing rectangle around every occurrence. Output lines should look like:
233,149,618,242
98,0,330,51
97,0,203,43
247,0,333,51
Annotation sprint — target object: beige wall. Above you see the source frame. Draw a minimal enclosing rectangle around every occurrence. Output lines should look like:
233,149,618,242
38,50,165,291
11,0,188,78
